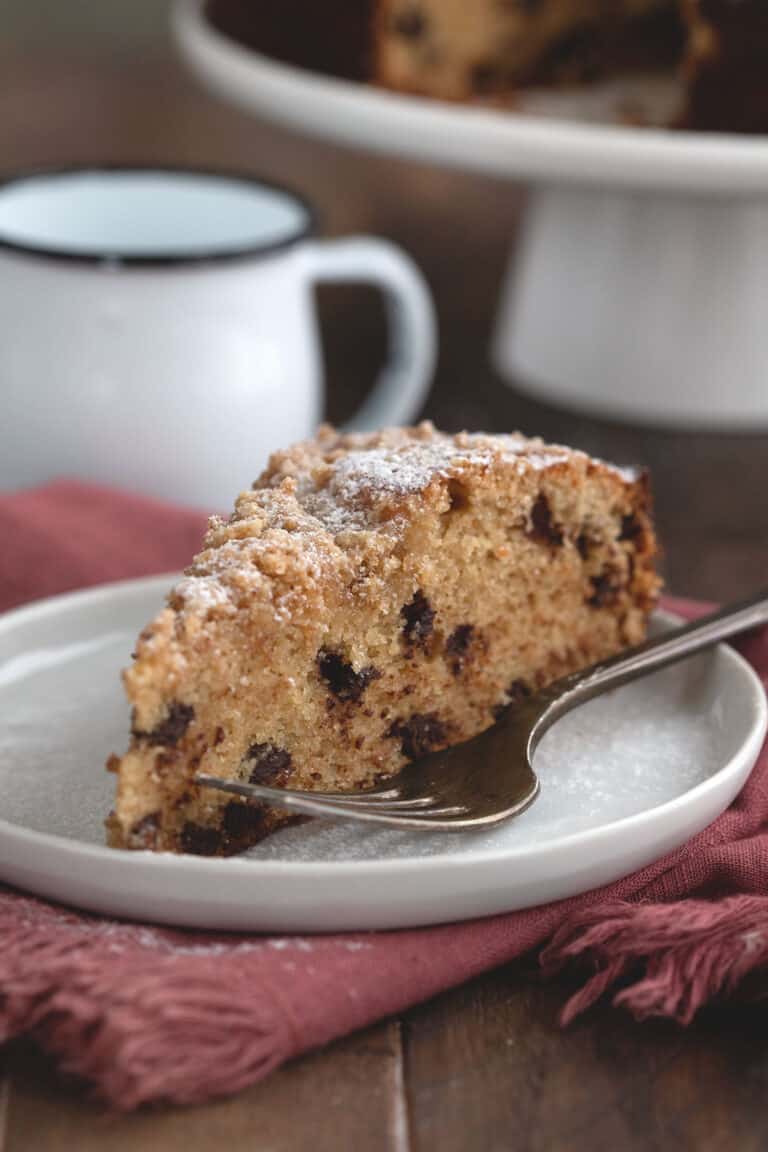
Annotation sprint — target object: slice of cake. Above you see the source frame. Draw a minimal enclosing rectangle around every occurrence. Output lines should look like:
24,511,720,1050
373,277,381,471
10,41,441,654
372,0,681,102
107,424,660,856
208,0,768,134
373,0,603,100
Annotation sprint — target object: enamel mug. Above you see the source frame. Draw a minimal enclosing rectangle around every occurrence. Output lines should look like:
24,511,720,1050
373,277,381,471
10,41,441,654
0,167,436,507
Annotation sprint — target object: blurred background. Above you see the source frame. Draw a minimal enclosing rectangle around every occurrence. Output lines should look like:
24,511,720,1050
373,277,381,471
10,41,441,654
2,0,767,597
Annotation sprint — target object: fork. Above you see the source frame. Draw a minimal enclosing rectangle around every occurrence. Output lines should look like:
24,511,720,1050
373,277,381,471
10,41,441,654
196,590,768,831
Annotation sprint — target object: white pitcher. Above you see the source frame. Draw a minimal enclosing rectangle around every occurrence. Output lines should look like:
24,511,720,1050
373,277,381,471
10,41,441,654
0,167,436,508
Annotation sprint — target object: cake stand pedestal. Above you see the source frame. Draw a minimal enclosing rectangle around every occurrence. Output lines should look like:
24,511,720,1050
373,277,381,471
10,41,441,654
494,184,768,426
174,0,768,427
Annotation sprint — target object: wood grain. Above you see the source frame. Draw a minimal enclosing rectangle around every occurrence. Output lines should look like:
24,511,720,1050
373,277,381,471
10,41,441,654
0,1077,9,1152
404,963,768,1152
5,1023,404,1152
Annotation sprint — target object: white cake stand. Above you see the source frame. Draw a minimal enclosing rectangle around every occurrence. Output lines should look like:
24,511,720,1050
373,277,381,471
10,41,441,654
173,0,768,427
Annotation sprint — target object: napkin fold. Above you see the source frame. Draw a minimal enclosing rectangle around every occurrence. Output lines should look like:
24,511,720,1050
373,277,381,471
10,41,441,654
1,481,767,1110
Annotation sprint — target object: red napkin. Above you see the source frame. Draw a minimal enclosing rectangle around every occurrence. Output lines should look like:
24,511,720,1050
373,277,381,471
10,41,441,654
1,481,768,1111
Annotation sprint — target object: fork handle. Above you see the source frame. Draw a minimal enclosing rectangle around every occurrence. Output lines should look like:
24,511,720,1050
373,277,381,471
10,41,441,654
544,588,768,724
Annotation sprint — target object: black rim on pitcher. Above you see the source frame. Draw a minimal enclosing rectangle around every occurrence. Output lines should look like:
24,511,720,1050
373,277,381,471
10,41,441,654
0,164,318,267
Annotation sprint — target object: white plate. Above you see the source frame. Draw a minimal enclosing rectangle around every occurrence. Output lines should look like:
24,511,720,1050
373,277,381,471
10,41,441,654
173,0,768,194
0,575,765,932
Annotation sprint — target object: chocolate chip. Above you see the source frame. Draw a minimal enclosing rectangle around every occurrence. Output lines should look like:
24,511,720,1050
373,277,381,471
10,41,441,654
133,702,195,746
528,494,564,547
155,748,182,774
446,623,474,654
493,678,533,720
470,59,506,94
387,713,447,760
576,533,591,559
129,811,160,848
392,5,426,38
222,801,269,840
627,551,636,583
447,478,469,512
246,742,293,786
536,24,602,83
401,590,435,649
508,678,532,703
317,649,380,702
213,726,225,747
180,822,223,856
445,624,475,675
620,513,643,542
588,572,620,608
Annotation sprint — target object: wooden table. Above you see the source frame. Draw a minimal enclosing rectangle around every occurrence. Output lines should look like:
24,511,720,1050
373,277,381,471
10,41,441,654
2,36,768,1151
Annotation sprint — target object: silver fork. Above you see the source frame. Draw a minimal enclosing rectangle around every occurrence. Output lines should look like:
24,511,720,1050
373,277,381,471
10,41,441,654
197,590,768,831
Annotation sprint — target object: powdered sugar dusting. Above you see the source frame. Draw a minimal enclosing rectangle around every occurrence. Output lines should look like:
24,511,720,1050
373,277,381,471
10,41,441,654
162,426,638,627
328,440,489,499
174,575,233,613
298,431,573,535
322,433,571,504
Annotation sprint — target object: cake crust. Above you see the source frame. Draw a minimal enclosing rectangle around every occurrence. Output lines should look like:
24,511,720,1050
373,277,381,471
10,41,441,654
107,424,660,855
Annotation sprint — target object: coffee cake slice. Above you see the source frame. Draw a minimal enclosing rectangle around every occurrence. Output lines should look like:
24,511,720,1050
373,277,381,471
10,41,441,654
107,424,660,855
372,0,680,102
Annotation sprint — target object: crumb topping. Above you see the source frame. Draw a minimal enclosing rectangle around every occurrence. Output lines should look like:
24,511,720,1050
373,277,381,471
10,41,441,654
164,424,638,628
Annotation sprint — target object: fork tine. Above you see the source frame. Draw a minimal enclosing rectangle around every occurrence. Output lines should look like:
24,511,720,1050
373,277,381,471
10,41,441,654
195,774,436,814
308,802,476,825
308,792,436,809
310,786,401,801
195,773,532,829
272,795,473,824
293,797,466,817
408,804,468,817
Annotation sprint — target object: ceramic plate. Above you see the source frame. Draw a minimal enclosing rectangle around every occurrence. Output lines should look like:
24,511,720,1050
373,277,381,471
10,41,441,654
173,0,768,194
0,574,764,932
